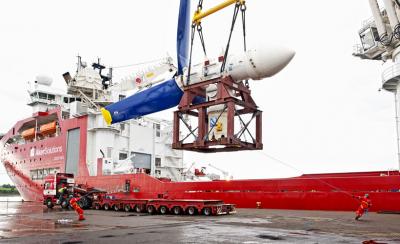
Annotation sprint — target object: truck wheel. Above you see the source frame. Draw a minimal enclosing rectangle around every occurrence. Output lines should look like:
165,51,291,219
135,205,142,213
61,200,69,209
46,199,54,209
203,207,211,216
104,203,110,210
187,206,196,215
159,206,168,215
113,204,120,211
147,205,155,214
94,203,101,210
124,204,131,212
173,206,181,215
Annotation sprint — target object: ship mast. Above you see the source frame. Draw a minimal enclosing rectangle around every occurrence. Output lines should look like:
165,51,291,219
354,0,400,172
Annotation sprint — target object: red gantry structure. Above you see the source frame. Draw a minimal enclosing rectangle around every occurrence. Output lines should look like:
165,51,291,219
172,76,262,152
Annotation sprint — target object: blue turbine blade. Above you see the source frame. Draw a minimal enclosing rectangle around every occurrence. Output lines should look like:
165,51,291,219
102,79,183,124
176,0,191,75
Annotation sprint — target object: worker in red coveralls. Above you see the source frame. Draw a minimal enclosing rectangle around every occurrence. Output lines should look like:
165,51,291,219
354,194,372,220
69,197,85,221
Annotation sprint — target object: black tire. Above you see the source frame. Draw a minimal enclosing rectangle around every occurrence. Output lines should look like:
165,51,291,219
187,206,196,215
135,205,142,213
78,200,84,209
147,205,155,214
78,196,90,209
159,206,168,215
124,204,131,212
113,204,120,211
104,203,110,211
94,203,101,210
61,200,69,209
46,199,54,209
203,207,212,216
173,206,181,215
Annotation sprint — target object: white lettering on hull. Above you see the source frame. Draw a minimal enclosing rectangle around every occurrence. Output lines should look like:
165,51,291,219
31,146,63,157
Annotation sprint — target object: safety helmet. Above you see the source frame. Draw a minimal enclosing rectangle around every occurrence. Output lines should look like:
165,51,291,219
364,194,369,198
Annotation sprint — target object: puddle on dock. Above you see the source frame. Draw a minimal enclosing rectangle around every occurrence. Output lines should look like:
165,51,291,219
216,217,272,225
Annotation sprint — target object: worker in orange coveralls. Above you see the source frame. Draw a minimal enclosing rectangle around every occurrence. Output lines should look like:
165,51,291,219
69,197,85,221
354,194,372,220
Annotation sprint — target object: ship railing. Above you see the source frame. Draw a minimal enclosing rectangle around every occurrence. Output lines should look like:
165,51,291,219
28,97,58,105
382,62,400,84
353,44,364,55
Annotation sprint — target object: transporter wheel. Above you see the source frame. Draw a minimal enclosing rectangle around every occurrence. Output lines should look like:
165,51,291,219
135,205,142,213
203,207,212,216
159,206,168,215
124,204,131,212
94,203,101,210
113,204,120,211
78,196,90,209
46,199,54,209
172,206,182,215
187,206,196,216
104,203,110,211
147,205,156,215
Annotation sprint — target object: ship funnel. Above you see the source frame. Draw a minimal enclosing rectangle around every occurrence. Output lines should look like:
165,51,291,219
63,72,72,85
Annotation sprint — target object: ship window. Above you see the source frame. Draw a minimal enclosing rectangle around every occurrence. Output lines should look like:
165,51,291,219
155,157,161,167
154,123,161,137
63,97,69,103
119,95,126,101
155,170,161,175
48,94,55,101
49,168,58,174
119,152,128,160
120,123,125,132
30,170,38,180
39,92,47,99
107,147,112,158
37,169,43,180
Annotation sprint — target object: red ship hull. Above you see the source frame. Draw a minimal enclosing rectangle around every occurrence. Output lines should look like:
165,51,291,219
2,108,400,211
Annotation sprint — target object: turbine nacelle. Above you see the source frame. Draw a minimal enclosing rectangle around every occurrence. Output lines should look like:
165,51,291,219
183,45,295,85
228,45,295,81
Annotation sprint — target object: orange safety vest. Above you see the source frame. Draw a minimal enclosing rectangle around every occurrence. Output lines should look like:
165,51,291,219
359,197,371,209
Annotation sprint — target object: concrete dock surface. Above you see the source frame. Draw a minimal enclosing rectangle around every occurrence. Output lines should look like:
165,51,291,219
0,201,399,243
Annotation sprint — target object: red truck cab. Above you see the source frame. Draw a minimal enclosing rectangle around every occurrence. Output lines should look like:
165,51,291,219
43,173,75,208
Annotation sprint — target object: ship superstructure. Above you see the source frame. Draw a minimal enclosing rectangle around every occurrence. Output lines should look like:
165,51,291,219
0,57,184,200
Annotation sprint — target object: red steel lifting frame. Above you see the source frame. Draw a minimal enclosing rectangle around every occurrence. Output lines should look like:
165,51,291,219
172,75,263,152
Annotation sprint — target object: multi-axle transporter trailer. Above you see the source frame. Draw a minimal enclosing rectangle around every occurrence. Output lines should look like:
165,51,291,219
93,194,236,216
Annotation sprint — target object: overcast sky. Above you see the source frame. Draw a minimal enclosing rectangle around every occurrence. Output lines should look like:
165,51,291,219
0,0,398,184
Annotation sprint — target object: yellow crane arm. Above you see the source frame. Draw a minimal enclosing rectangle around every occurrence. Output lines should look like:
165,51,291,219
192,0,245,25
